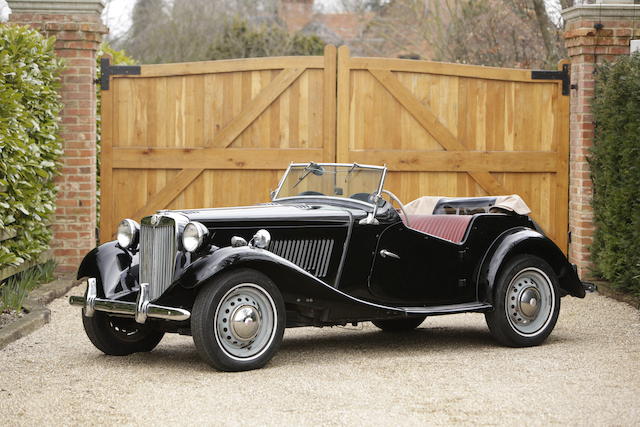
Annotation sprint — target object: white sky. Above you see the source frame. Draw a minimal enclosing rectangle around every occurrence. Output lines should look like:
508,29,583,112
102,0,136,38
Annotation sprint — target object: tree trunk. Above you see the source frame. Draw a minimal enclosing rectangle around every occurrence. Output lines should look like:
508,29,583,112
532,0,554,62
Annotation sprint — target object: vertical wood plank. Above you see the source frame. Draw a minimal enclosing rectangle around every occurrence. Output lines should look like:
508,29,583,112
323,44,337,162
555,60,571,253
100,77,115,243
336,45,351,163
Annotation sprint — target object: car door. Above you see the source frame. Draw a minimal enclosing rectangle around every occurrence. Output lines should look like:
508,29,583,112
368,222,474,305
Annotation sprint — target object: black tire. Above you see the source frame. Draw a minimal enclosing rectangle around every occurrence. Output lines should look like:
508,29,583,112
372,316,426,332
82,311,165,356
485,254,560,347
191,268,285,372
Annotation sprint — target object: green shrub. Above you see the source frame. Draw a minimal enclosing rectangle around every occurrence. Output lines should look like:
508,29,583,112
0,25,64,268
590,53,640,296
207,18,325,60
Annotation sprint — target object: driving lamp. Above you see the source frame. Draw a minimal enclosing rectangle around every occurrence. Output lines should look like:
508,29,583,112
182,222,208,252
116,219,139,249
251,229,271,249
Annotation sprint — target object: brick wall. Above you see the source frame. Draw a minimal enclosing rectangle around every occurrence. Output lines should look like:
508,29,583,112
8,4,107,273
562,2,640,278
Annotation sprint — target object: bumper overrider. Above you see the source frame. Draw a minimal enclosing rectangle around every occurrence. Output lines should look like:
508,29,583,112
69,278,190,324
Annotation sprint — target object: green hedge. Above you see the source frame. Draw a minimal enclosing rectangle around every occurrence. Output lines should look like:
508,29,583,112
0,25,64,268
590,53,640,296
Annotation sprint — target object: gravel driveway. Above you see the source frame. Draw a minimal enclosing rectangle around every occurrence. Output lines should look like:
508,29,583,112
0,286,638,426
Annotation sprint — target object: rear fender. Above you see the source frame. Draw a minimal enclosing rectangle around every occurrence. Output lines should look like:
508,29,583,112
477,228,585,304
77,241,139,300
176,246,402,322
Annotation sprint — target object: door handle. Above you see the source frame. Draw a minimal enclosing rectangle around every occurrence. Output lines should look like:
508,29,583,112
379,249,400,259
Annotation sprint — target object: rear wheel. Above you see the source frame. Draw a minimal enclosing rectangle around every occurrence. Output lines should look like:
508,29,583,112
82,311,164,356
191,269,285,372
485,255,560,347
372,316,426,332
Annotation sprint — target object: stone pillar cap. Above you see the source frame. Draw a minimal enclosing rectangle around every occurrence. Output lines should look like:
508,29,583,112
563,1,640,21
7,0,104,14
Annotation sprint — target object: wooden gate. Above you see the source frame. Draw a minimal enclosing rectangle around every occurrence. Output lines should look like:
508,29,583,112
100,45,569,250
336,46,569,250
100,46,337,242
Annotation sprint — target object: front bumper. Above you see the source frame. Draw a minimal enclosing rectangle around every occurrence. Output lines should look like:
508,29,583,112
69,278,191,324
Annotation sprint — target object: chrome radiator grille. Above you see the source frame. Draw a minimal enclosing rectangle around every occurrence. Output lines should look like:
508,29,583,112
268,239,334,278
140,217,176,301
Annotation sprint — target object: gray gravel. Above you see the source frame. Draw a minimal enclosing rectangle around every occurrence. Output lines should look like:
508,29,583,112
0,287,638,426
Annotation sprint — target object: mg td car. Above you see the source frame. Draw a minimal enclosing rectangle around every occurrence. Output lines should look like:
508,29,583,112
70,162,592,371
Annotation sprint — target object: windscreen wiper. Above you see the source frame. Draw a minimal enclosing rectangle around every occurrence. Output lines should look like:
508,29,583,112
292,162,324,189
344,162,361,182
291,169,313,189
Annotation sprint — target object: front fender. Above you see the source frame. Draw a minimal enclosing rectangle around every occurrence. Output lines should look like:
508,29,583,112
77,241,139,300
477,228,585,304
176,246,403,321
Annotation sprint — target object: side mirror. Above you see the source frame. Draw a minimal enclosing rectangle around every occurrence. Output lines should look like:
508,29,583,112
270,190,276,200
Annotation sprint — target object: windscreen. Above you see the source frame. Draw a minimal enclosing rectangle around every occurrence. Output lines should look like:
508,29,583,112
274,164,385,203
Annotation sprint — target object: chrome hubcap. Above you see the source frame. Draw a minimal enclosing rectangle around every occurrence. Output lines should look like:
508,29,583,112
230,305,261,340
518,287,541,319
505,267,555,336
214,283,277,361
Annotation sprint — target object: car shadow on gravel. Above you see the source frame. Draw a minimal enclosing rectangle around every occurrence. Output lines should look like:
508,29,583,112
281,325,494,354
275,324,575,367
76,323,574,372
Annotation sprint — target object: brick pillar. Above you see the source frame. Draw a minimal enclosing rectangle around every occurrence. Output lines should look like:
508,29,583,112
8,0,107,273
562,0,640,278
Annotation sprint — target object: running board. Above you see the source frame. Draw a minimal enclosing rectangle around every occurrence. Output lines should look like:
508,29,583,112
402,302,493,316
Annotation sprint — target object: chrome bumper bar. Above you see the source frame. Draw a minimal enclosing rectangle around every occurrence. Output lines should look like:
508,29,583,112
69,278,190,324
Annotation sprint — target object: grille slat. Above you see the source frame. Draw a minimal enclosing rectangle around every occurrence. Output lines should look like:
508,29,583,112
140,218,176,301
268,238,335,278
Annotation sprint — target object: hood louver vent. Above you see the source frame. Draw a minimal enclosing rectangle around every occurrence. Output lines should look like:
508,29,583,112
268,239,334,278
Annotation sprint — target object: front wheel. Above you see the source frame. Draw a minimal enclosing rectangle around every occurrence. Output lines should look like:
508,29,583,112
485,255,560,347
191,269,285,372
82,311,164,356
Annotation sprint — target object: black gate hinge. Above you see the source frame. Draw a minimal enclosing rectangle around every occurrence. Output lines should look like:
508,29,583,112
531,63,570,96
99,57,141,91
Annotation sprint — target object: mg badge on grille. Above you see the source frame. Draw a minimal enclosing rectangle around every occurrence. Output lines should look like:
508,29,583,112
151,214,160,226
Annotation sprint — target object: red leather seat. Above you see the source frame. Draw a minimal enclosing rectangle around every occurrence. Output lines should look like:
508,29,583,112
403,214,473,243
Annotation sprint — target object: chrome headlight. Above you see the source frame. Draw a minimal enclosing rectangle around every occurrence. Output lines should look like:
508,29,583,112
182,222,208,252
251,229,271,249
117,219,139,249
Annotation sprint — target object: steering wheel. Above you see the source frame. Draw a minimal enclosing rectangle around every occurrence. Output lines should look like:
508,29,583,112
381,189,411,228
298,190,325,196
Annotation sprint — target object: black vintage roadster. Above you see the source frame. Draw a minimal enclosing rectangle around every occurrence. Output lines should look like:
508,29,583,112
70,163,590,371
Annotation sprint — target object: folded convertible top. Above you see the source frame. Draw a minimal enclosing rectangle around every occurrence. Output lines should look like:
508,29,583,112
404,195,531,216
